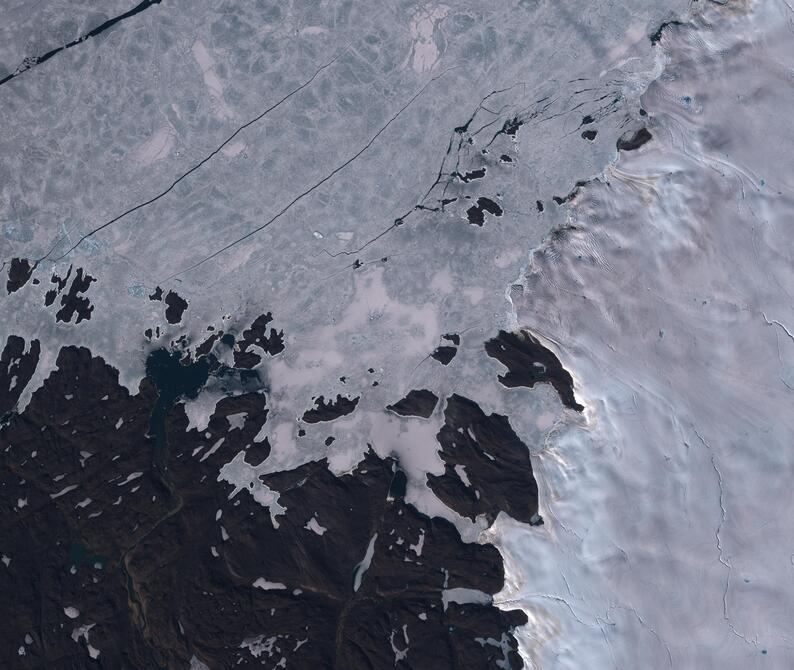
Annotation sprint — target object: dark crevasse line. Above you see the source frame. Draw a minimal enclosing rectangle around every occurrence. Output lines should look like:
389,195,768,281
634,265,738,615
163,69,451,281
0,0,164,88
41,56,338,265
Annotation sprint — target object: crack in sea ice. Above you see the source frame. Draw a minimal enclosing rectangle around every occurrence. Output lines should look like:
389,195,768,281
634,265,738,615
0,1,165,89
43,57,340,264
692,427,758,648
163,67,458,281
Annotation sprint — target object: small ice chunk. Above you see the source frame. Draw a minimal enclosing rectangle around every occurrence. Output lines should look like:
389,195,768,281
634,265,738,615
199,437,224,463
409,529,425,557
226,412,247,430
253,579,286,590
240,634,279,658
441,587,491,610
304,516,327,536
117,472,143,487
50,485,78,499
353,534,378,592
390,624,410,662
71,623,100,659
453,464,471,487
218,451,286,528
190,655,210,670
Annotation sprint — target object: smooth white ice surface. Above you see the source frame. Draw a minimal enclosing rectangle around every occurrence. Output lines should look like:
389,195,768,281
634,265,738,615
489,1,794,666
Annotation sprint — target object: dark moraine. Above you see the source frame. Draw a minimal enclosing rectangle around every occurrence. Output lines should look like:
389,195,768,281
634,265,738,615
386,389,439,418
195,330,222,357
6,258,33,294
552,180,589,206
427,394,539,524
44,265,72,306
55,268,96,324
650,19,683,45
498,116,523,138
617,127,652,151
42,265,96,323
164,290,188,324
430,345,457,365
442,333,460,346
144,325,162,341
233,312,285,368
302,393,360,423
0,341,527,669
485,329,584,411
456,167,486,183
466,197,504,226
430,333,460,365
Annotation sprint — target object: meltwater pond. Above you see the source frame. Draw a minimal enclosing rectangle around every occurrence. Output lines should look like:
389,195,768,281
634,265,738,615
145,348,211,470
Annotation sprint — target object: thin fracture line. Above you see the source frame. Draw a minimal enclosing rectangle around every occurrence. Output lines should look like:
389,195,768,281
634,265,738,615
41,56,339,263
163,68,454,281
763,312,794,343
0,0,165,89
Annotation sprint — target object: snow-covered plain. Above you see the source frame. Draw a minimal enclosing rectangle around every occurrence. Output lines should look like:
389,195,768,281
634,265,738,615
489,1,794,666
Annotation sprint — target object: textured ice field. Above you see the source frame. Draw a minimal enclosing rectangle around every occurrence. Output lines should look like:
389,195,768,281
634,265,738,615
0,0,685,395
2,0,792,667
491,1,794,667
